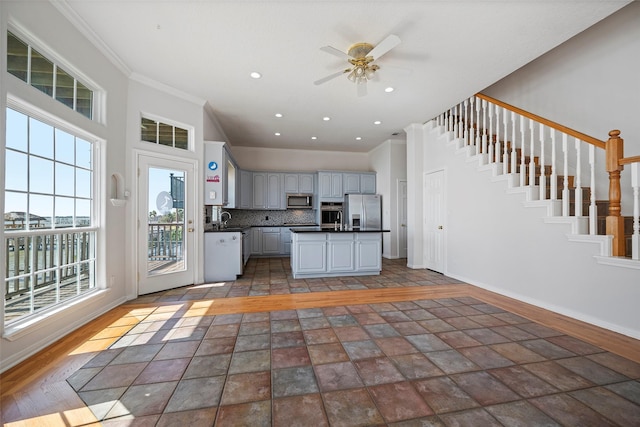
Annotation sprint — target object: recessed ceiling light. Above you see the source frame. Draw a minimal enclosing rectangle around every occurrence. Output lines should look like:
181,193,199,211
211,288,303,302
275,113,283,118
355,137,362,141
374,120,382,125
384,87,394,93
323,117,331,121
250,72,262,79
311,136,317,140
274,132,281,136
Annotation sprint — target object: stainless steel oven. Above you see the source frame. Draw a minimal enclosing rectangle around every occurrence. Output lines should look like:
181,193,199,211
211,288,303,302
320,202,343,227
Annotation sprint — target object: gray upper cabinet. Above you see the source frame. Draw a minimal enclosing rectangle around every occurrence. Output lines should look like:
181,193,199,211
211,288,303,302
360,172,376,194
253,172,283,210
239,169,253,209
318,171,376,201
299,174,314,193
284,173,315,194
343,173,360,194
318,172,343,201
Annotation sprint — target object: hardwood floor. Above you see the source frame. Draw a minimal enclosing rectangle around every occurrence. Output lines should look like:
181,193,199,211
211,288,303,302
2,263,639,426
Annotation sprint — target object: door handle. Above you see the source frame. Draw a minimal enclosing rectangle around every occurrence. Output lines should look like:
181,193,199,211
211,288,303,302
438,225,443,229
188,228,194,232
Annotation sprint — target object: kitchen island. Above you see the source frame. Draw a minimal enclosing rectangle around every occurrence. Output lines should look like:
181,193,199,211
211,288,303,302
290,227,390,279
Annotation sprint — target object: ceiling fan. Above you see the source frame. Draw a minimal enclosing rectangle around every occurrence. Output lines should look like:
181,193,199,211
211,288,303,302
314,34,401,97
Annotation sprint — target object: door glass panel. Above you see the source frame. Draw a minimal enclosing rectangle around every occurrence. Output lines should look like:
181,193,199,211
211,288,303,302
147,167,185,276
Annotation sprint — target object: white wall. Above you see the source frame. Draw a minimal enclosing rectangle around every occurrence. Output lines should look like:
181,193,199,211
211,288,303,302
125,78,211,291
483,1,640,201
1,1,129,371
230,146,371,172
422,124,640,339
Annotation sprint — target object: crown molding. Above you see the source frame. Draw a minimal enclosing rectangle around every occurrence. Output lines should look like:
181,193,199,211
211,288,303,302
130,72,206,107
50,0,131,77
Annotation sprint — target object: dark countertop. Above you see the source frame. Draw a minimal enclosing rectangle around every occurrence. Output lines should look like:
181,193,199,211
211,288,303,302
290,227,390,233
205,224,318,232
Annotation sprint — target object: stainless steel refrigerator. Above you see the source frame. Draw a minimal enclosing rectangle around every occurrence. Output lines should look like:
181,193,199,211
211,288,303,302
343,194,382,230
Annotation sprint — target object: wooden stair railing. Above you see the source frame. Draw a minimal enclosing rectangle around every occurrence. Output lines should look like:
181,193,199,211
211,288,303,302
438,93,639,259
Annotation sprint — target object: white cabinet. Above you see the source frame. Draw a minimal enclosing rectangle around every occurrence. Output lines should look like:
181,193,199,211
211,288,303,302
239,169,253,209
343,173,360,194
253,172,283,209
204,141,226,205
360,173,376,194
262,227,281,254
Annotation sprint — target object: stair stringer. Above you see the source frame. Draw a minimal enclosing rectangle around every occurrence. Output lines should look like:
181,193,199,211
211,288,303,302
432,124,620,259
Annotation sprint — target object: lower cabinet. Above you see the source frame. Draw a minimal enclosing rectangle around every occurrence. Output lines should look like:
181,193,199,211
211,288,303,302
291,232,382,278
251,227,262,255
262,227,281,254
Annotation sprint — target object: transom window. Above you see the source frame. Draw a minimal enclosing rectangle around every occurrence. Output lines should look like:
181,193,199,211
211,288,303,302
4,107,97,324
141,116,189,150
6,31,94,120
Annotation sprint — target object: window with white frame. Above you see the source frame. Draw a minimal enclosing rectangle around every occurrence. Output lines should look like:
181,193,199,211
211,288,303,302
6,31,94,120
141,116,189,150
4,107,97,324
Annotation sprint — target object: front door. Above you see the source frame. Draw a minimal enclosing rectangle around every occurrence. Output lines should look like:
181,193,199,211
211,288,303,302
137,154,196,294
424,170,444,273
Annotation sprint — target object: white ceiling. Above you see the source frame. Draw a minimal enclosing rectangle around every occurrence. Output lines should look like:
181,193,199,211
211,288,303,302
57,0,629,153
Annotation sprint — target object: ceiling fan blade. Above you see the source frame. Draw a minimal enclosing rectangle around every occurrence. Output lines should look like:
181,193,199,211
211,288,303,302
368,34,401,61
357,82,367,97
320,45,352,60
314,69,349,85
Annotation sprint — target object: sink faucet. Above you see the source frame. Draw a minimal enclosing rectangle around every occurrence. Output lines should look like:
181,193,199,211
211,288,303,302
220,211,231,228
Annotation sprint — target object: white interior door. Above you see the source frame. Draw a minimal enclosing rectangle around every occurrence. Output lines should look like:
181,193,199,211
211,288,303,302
424,170,444,273
398,180,408,258
138,154,196,295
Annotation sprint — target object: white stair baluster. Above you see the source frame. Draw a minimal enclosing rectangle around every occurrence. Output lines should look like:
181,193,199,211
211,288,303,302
539,123,547,200
529,118,535,187
589,145,597,235
495,105,501,168
511,111,517,176
503,107,509,175
488,101,494,163
574,138,582,217
550,130,558,201
463,99,469,145
632,163,639,260
475,97,481,154
482,99,488,155
453,105,458,136
520,115,526,187
562,133,570,217
469,97,475,146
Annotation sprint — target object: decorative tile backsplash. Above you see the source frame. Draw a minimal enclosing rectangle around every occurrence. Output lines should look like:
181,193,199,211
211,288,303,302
204,206,317,230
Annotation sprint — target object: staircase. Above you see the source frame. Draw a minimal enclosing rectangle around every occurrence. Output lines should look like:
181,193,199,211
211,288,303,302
434,94,639,264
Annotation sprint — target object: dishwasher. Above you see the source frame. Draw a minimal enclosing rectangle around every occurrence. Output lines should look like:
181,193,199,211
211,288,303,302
204,231,243,281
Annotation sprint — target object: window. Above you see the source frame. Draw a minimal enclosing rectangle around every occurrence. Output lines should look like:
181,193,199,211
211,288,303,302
141,116,189,150
6,31,94,120
4,107,97,324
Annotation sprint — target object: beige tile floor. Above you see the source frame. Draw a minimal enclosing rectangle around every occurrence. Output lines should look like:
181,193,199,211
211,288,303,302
65,258,640,426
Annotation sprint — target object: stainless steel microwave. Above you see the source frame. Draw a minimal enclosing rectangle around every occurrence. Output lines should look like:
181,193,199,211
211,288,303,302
286,194,313,209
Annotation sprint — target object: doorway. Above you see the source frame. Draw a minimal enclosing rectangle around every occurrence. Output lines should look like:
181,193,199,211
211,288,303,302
398,179,407,258
137,154,197,295
424,170,445,273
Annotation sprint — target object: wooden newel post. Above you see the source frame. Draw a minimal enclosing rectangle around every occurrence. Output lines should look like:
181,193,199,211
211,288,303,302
605,129,625,256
